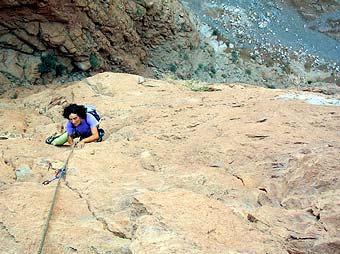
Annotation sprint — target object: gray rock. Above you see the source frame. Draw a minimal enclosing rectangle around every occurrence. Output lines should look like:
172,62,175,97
15,165,31,182
74,61,92,71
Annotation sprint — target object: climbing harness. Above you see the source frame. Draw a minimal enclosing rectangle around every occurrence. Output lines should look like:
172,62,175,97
37,143,77,254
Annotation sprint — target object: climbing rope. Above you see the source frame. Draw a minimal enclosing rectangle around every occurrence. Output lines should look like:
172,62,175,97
37,143,76,254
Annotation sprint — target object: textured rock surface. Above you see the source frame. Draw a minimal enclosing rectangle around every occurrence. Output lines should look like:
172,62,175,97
1,72,340,253
1,0,339,92
287,0,340,40
0,0,198,86
179,0,340,89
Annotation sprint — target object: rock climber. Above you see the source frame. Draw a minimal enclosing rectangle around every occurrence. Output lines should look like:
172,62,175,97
46,104,104,147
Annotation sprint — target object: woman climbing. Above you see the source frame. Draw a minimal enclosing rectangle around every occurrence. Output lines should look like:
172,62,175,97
46,104,104,147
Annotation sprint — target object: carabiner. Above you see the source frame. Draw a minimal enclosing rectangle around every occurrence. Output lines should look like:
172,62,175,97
42,179,51,185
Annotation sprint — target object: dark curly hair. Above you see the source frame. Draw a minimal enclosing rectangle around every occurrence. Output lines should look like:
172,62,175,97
63,104,87,119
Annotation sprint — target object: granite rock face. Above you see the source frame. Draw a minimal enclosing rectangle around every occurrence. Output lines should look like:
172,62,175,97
0,72,340,253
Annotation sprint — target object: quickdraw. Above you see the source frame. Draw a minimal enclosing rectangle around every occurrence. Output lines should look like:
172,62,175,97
42,168,66,185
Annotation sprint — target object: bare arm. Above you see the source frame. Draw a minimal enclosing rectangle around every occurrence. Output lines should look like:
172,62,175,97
67,134,73,145
79,126,99,144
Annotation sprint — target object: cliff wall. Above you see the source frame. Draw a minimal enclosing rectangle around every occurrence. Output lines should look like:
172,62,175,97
0,0,198,89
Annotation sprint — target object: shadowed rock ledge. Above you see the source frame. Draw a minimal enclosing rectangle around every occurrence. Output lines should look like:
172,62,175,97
0,0,198,88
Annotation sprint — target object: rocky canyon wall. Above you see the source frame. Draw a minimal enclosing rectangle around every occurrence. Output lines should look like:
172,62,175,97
1,0,339,92
0,0,199,90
